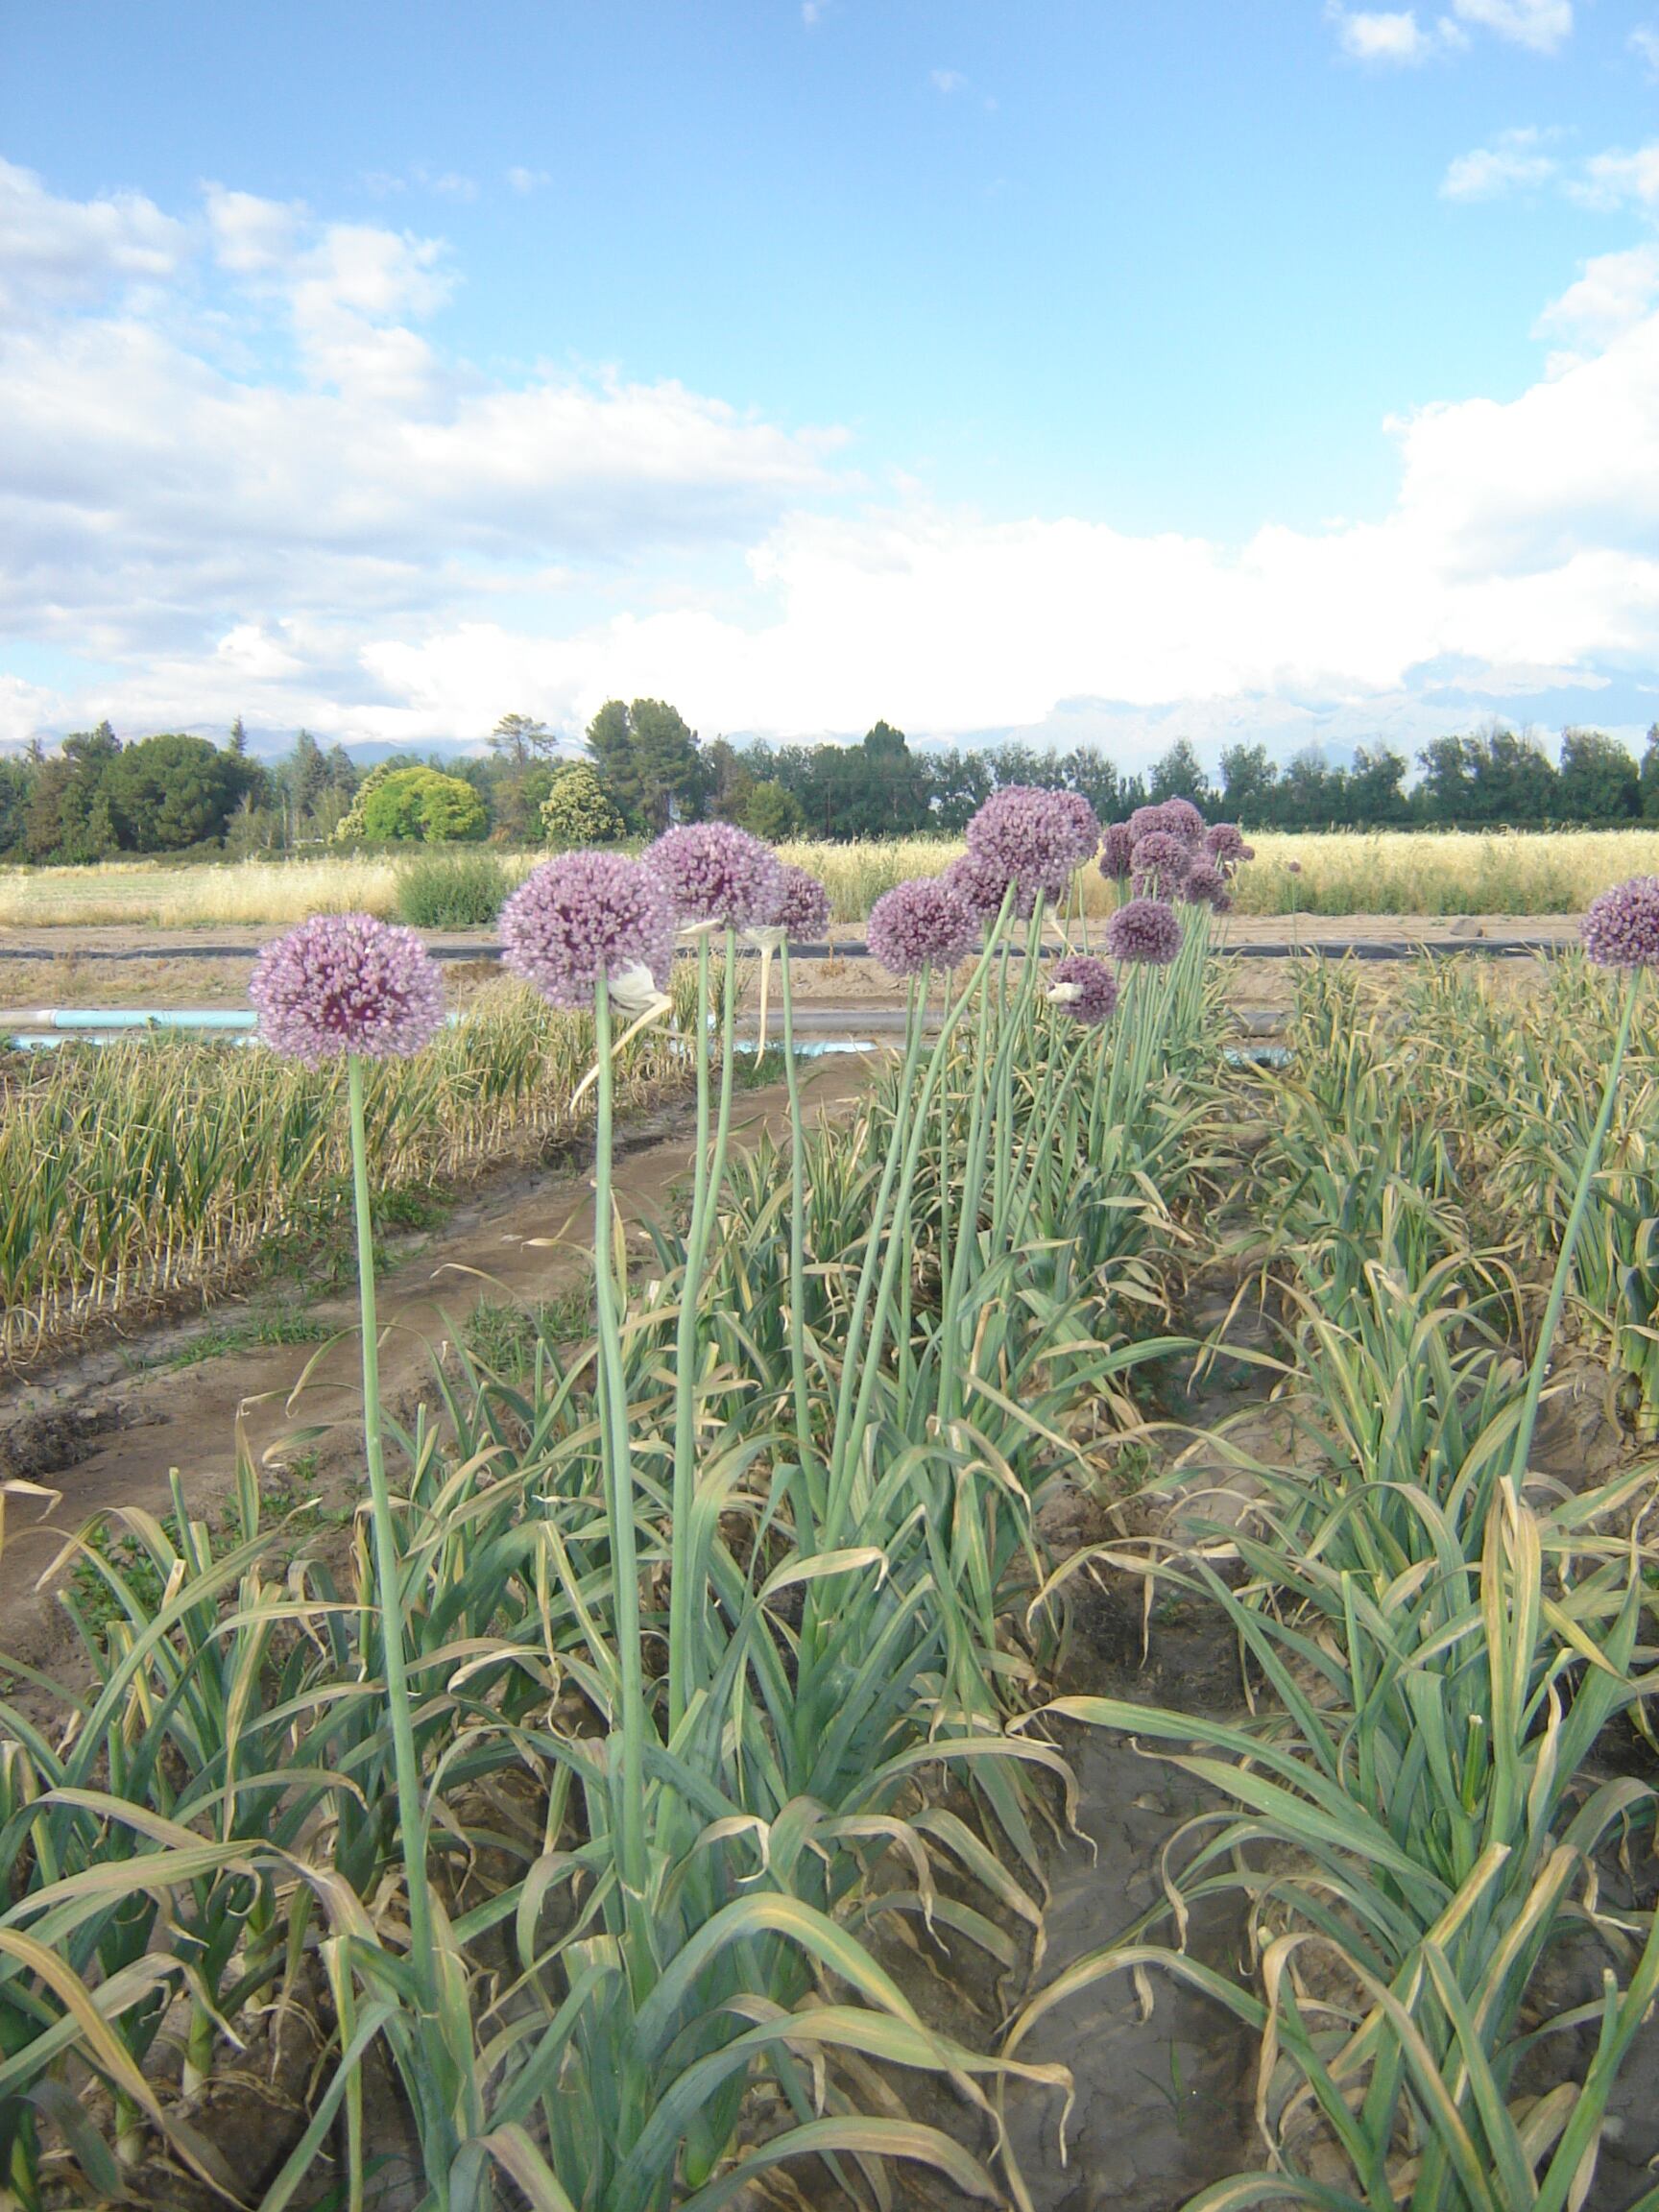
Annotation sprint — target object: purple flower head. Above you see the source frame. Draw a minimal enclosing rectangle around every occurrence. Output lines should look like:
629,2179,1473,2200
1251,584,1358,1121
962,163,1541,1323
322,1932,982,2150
251,913,445,1068
1582,877,1659,969
1050,789,1105,868
945,846,1018,922
1158,797,1207,845
1285,859,1303,877
1130,830,1192,899
500,852,678,1010
765,863,832,938
867,878,978,978
965,786,1081,906
1098,822,1138,881
1046,955,1119,1025
1129,799,1206,850
644,823,783,928
1203,822,1254,872
1106,897,1184,967
1182,858,1233,912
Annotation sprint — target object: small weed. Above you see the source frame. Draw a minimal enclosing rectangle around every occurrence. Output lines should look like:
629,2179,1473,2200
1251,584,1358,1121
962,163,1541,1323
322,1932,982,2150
65,1460,334,1641
167,1311,333,1370
465,1288,592,1376
375,1184,449,1233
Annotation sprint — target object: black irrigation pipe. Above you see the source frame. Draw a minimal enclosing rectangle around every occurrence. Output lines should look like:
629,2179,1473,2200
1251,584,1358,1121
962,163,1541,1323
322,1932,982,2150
0,932,1576,965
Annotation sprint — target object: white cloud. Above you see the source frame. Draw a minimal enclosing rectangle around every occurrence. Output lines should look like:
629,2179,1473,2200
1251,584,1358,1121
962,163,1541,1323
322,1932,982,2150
1441,128,1559,200
0,156,186,321
0,161,842,698
801,2,825,24
1569,142,1659,211
3,159,1659,757
1331,0,1569,60
1451,0,1572,51
1633,26,1659,74
507,166,551,195
929,68,968,93
1535,246,1659,349
1332,10,1444,63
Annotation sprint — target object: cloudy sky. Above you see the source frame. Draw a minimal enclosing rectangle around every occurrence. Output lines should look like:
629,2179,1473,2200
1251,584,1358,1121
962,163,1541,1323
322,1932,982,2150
2,0,1657,765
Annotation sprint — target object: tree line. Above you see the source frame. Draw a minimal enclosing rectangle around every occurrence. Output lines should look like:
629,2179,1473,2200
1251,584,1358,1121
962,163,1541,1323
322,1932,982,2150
6,706,1659,867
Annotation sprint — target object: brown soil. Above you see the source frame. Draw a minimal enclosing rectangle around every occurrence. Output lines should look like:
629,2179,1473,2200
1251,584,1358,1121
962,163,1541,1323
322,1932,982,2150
0,913,1583,1019
0,1052,877,1675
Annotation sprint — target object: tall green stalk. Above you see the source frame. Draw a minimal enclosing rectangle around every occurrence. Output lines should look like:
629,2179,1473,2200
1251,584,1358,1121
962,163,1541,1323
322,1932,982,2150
779,940,818,1551
1504,966,1641,1497
345,1056,439,1995
667,930,714,1696
668,925,741,1730
591,979,652,1894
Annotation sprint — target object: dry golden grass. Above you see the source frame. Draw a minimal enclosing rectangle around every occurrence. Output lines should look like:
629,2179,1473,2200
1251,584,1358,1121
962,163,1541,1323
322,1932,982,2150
6,826,1659,930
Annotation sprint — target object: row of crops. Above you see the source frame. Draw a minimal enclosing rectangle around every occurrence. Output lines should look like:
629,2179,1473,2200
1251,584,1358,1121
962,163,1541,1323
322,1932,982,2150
2,802,1658,2210
0,966,709,1366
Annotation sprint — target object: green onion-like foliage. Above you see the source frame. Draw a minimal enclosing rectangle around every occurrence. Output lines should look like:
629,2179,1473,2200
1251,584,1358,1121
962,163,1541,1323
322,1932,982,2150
1018,933,1659,2212
0,838,1239,2209
0,973,698,1367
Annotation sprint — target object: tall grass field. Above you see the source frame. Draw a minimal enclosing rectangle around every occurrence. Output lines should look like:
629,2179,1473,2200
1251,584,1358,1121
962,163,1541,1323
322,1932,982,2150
7,825,1659,930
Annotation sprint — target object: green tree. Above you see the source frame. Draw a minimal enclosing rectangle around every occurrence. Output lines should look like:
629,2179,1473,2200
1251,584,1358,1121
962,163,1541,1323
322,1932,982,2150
0,758,37,857
1147,738,1212,809
1346,746,1409,825
1218,743,1278,825
1557,729,1638,822
704,737,756,825
1279,748,1344,827
25,723,122,861
586,699,706,834
490,711,558,769
1640,726,1659,822
741,780,803,842
105,733,249,851
333,761,403,842
541,762,627,848
1417,728,1557,825
287,730,328,810
359,765,489,843
924,747,997,832
854,721,929,834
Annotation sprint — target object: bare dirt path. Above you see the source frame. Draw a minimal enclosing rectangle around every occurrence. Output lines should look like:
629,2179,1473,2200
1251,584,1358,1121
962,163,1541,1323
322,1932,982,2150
0,1051,878,1669
0,914,1584,1013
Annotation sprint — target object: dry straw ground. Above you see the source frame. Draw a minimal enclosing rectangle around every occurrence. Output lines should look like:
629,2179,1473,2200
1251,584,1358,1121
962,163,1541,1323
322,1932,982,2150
6,826,1659,929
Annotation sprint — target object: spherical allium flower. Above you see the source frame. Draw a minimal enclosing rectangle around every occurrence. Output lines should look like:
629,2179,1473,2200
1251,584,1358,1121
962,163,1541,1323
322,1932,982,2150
1049,789,1104,868
1046,955,1119,1025
765,863,832,938
1285,859,1303,877
250,912,445,1068
1129,799,1205,850
1582,877,1659,969
965,786,1080,905
644,823,783,928
866,878,978,978
1158,797,1207,844
1098,822,1138,880
1130,830,1192,898
499,852,678,1010
1203,822,1254,872
1181,858,1232,912
1106,897,1184,967
945,846,1018,922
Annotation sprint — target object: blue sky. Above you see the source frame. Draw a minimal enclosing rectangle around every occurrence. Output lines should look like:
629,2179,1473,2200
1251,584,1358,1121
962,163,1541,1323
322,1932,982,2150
1,0,1657,765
